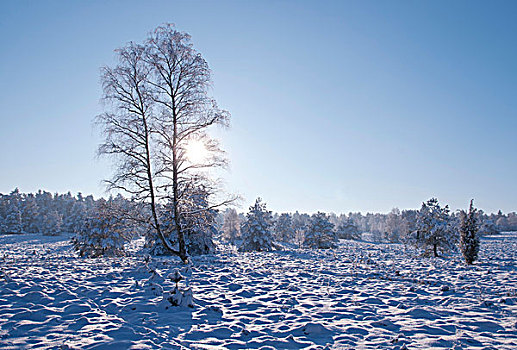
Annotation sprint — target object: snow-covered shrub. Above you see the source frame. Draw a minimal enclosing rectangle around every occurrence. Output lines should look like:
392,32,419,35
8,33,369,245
459,200,480,264
151,186,217,256
239,198,274,252
303,212,337,249
274,213,295,243
71,200,130,257
410,198,457,257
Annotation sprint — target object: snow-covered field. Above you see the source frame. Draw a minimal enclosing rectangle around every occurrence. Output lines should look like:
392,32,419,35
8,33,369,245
1,233,516,349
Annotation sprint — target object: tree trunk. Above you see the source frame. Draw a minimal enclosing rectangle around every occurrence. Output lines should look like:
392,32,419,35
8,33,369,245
143,117,179,257
433,244,438,257
172,102,188,264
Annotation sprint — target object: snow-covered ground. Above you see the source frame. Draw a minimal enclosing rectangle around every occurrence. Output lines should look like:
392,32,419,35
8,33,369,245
1,233,516,349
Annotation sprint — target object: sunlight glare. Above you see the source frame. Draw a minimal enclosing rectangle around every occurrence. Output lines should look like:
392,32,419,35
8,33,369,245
185,139,208,164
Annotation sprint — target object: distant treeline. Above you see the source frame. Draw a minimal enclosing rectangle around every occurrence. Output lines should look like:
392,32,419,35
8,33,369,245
0,189,115,235
0,189,515,241
221,204,511,246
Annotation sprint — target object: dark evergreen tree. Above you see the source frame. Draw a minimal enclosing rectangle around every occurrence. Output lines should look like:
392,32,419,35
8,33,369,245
459,199,480,264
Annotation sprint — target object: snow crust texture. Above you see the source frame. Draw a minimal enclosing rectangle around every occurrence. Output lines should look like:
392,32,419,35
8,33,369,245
0,233,516,349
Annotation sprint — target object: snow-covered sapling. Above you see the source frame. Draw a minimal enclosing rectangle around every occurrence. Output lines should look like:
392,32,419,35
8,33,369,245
169,268,184,289
239,198,275,252
410,198,456,257
459,199,480,265
167,268,194,308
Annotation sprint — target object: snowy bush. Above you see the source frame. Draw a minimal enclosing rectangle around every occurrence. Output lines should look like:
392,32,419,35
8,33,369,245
459,200,480,264
303,212,337,249
71,200,130,257
239,198,275,252
410,198,457,257
151,186,217,256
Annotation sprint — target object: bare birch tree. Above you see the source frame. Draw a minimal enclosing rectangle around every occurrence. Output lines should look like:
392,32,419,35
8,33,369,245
96,42,180,257
96,24,233,262
144,24,231,260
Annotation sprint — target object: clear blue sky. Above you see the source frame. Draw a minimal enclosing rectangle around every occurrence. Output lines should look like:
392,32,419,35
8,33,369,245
1,0,516,214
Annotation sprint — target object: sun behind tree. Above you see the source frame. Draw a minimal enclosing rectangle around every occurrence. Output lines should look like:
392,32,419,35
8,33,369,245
96,23,234,262
184,139,208,164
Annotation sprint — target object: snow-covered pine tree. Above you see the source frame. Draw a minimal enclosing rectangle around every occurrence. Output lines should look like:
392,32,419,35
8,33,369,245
411,198,456,257
21,195,40,233
65,200,87,234
459,199,480,264
239,198,274,252
56,192,75,232
42,210,63,236
180,186,217,256
72,199,130,257
303,212,337,249
222,208,241,243
274,213,295,243
1,189,23,234
5,206,23,234
149,199,176,256
0,194,7,233
400,209,418,243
